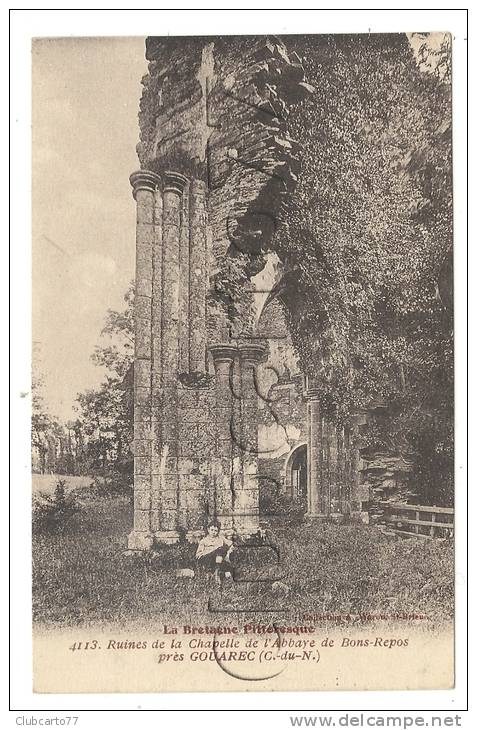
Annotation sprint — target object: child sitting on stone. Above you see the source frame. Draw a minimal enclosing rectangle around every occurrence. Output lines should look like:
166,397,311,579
195,521,234,584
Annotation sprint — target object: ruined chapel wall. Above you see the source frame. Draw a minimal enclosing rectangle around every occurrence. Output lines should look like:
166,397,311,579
129,36,312,545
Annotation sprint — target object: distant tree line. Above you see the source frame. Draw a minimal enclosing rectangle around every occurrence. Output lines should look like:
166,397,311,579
32,284,134,481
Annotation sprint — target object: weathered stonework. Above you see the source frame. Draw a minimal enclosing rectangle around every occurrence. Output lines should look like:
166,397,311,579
129,36,367,548
254,294,364,521
128,36,314,547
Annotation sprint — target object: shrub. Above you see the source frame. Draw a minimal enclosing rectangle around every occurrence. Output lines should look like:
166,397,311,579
89,469,133,497
259,478,305,523
32,479,81,534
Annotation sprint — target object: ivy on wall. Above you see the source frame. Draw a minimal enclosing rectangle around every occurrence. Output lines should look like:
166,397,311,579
270,34,453,503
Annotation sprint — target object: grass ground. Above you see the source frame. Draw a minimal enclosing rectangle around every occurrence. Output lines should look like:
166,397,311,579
32,489,453,630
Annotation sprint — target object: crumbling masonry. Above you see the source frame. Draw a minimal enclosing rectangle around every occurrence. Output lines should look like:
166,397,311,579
128,36,375,549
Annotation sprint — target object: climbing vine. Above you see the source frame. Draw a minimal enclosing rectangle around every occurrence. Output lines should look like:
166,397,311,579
272,34,453,502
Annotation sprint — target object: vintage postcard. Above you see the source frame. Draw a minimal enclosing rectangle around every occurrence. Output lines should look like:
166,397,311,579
31,33,454,693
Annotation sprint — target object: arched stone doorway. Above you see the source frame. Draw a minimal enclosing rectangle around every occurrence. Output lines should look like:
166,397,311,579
285,443,308,506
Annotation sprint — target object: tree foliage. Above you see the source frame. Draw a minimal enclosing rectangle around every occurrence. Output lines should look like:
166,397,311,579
274,34,452,503
31,368,53,473
75,283,134,479
31,353,76,474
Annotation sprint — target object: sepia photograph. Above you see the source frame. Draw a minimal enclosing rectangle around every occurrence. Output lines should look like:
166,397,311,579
29,28,456,695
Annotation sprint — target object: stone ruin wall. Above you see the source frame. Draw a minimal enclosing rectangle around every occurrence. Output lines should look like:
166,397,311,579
128,35,400,548
255,295,367,520
128,36,313,548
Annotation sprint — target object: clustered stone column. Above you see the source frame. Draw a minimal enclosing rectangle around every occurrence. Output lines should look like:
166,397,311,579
235,342,269,534
154,172,188,543
150,177,165,539
128,170,191,548
209,344,236,532
350,411,369,521
188,179,207,374
304,377,357,520
304,383,327,519
178,180,190,374
209,342,267,535
128,168,273,547
128,170,161,550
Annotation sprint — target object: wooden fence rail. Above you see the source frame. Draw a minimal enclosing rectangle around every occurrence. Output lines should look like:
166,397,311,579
377,502,454,540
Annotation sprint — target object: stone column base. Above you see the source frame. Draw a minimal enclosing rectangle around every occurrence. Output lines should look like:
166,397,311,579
154,530,180,545
128,530,154,551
